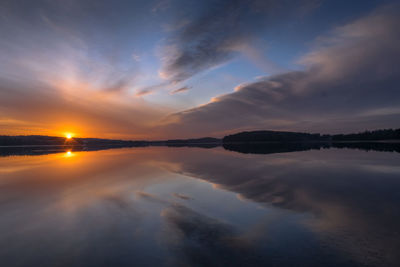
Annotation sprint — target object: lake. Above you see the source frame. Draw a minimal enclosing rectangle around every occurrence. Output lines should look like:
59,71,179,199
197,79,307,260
0,145,399,266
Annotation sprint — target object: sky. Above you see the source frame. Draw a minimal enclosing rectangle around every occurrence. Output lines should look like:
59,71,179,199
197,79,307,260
0,0,399,139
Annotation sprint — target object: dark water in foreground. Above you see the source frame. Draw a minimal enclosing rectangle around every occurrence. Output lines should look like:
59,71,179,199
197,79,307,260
0,146,399,266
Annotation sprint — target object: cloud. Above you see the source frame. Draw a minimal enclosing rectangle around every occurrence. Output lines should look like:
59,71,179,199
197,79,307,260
161,5,400,136
132,53,141,62
0,72,171,138
134,81,174,97
0,0,176,139
172,193,192,200
152,0,171,13
159,0,320,83
135,88,155,97
170,86,190,94
135,191,168,204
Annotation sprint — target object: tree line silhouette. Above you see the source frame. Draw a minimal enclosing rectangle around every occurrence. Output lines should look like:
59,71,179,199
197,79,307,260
223,129,400,143
0,128,398,148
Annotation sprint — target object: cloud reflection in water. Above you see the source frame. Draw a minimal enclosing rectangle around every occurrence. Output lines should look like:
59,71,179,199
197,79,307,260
0,147,399,266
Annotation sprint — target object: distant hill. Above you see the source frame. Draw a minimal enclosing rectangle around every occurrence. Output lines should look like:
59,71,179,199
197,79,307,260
223,129,400,143
0,135,71,146
223,130,330,143
0,135,148,147
332,129,400,141
149,137,221,147
1,128,398,148
0,135,221,148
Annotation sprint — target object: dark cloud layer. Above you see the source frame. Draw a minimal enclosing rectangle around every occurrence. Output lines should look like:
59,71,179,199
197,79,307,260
163,5,400,136
160,0,320,83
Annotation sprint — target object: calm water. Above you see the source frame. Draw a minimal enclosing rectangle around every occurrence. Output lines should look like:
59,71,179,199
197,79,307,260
0,146,399,267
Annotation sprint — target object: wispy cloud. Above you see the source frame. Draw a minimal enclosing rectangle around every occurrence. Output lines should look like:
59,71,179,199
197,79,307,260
0,0,174,138
170,86,190,94
135,89,155,97
172,192,192,200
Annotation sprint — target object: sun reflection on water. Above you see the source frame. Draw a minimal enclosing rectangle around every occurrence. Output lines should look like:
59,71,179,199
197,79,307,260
64,150,74,158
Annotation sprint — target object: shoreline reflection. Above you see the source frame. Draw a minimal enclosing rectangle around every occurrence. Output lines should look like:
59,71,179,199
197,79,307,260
1,141,399,158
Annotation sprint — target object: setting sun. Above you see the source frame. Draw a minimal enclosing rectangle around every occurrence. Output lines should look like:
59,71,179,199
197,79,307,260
65,133,73,139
